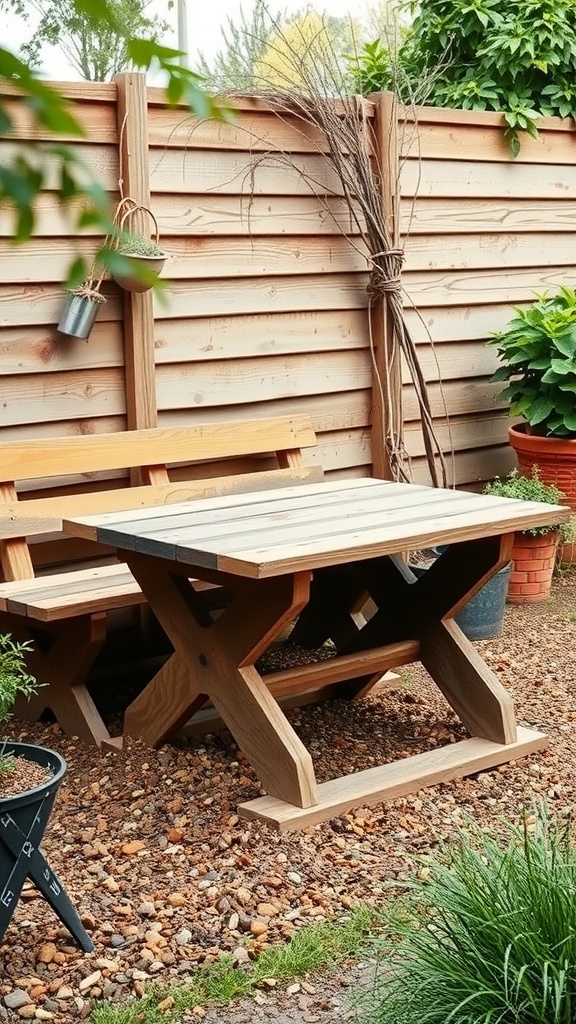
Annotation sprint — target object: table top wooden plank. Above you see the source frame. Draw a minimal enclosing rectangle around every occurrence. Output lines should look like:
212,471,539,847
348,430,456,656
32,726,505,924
63,479,569,579
114,483,470,554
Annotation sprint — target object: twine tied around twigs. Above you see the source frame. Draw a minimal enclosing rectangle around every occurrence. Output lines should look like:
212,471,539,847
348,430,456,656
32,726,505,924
367,248,405,301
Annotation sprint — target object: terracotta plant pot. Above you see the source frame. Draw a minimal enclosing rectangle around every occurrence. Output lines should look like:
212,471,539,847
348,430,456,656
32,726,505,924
507,530,559,604
509,423,576,511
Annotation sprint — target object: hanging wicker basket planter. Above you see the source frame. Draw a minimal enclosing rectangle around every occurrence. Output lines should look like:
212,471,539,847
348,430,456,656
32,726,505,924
110,201,167,293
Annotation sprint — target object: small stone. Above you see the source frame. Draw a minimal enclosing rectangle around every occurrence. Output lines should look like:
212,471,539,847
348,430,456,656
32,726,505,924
54,988,73,1000
17,1006,36,1019
110,935,126,948
287,872,302,884
257,903,280,917
250,920,268,936
79,971,102,993
34,1010,54,1020
231,947,250,965
4,991,32,1011
175,928,193,946
121,841,146,856
287,983,301,995
167,893,186,907
138,901,156,917
235,887,252,906
228,912,239,930
36,944,57,966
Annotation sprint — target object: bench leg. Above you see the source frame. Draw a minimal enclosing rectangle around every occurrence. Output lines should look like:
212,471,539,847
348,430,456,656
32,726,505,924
11,614,110,747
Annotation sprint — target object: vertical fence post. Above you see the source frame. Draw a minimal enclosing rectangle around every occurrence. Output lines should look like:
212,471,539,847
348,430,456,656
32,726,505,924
369,91,402,480
114,72,158,432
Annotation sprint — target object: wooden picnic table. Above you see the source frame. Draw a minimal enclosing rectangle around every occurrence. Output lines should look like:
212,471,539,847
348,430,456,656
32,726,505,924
63,477,569,830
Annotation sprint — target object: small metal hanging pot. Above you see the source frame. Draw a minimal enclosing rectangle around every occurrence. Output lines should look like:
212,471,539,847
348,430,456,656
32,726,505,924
57,289,107,340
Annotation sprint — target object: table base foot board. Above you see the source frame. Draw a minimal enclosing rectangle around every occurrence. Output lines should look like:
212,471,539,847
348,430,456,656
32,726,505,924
238,727,548,831
419,619,517,745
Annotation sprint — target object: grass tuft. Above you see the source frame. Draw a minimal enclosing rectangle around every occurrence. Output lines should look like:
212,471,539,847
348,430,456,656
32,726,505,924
90,905,378,1024
355,804,576,1024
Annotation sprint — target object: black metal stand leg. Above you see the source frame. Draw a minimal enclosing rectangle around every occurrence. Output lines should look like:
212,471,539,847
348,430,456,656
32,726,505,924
0,810,93,952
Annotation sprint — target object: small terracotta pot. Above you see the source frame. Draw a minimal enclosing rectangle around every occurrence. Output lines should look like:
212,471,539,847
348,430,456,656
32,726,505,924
507,530,559,604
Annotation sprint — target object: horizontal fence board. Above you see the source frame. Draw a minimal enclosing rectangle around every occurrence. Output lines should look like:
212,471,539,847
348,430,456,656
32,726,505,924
0,194,363,241
400,159,576,200
402,197,576,235
156,350,372,411
401,341,498,383
0,322,123,375
0,234,366,282
147,106,337,154
154,309,369,363
402,265,576,309
0,142,119,192
306,428,372,473
154,195,362,237
157,273,369,319
158,389,371,434
0,416,125,444
0,369,126,427
400,120,576,164
404,413,508,459
410,445,515,488
403,378,505,420
6,96,118,143
399,104,573,132
0,285,121,327
149,148,344,196
403,232,576,272
404,303,529,345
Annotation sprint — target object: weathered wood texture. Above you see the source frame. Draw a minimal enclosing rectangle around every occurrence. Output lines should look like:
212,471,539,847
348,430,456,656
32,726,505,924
399,105,576,487
3,84,576,516
0,84,374,510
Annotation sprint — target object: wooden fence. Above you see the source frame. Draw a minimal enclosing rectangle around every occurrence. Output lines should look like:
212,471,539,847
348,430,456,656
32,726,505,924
2,81,576,496
399,105,576,486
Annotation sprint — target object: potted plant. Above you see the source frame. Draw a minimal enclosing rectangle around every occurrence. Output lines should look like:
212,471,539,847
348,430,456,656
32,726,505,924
0,634,93,951
487,286,576,511
109,200,167,293
483,468,568,603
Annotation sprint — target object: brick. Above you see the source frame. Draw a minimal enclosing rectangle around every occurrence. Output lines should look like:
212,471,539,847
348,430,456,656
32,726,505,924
516,558,545,571
520,582,545,594
528,569,555,583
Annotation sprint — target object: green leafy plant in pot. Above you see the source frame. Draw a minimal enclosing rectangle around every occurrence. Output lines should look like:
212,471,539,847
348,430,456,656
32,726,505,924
0,634,93,950
487,286,576,515
483,468,569,603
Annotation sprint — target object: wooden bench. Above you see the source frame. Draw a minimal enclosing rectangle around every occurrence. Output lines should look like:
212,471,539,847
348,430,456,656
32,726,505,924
0,415,320,747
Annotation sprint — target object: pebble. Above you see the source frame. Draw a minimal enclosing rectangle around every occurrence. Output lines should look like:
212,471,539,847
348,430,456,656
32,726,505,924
138,901,156,917
78,971,102,993
4,991,31,1011
175,929,193,946
250,921,268,936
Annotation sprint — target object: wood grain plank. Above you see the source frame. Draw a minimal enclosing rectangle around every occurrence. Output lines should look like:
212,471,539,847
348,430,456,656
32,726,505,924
400,158,576,200
149,148,345,196
402,265,576,310
0,416,317,481
238,727,548,830
402,198,576,235
400,121,576,164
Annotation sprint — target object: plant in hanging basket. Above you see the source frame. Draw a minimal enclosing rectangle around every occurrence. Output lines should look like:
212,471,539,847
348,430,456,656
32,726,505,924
109,201,167,293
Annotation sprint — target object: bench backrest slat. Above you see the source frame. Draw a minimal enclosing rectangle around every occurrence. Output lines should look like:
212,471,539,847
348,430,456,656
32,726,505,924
0,417,317,482
0,415,320,583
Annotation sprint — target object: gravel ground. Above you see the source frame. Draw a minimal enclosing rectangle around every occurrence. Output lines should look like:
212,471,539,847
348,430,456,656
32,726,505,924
1,571,575,1021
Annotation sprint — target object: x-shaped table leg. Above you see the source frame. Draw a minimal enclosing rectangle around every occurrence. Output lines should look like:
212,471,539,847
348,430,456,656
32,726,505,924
122,554,319,808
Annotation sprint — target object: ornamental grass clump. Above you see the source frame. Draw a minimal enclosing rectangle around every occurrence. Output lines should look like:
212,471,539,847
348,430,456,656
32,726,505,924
356,807,576,1024
0,633,37,774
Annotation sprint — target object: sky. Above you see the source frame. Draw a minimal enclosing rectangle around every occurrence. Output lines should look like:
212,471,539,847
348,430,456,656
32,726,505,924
2,0,369,79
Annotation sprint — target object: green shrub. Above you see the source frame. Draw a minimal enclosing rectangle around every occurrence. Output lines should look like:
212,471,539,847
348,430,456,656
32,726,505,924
348,0,576,154
355,806,576,1024
482,468,567,537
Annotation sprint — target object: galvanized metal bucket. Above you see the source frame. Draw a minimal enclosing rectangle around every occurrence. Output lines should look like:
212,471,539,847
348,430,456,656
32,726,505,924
57,293,104,339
